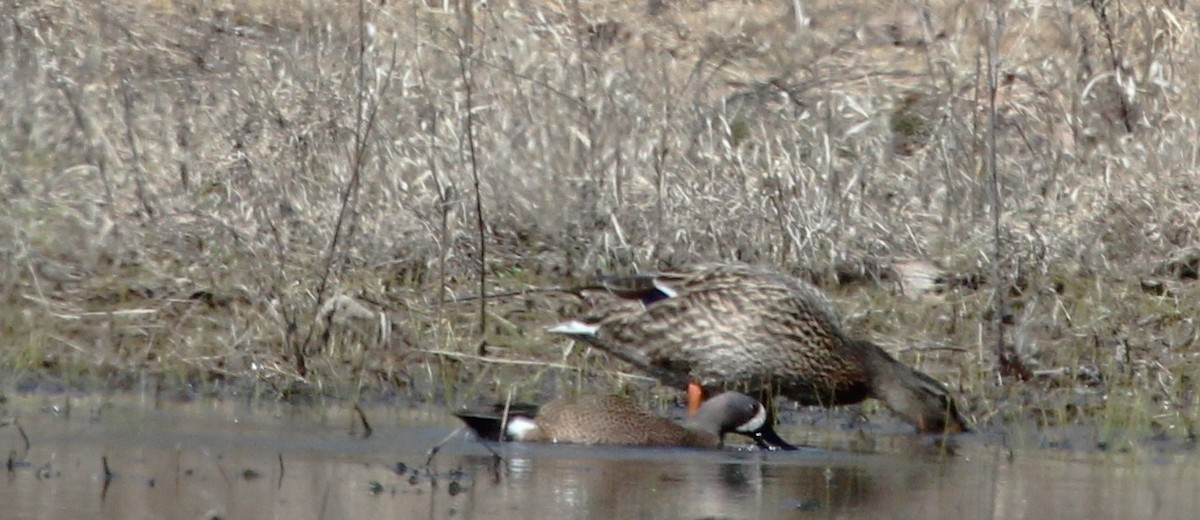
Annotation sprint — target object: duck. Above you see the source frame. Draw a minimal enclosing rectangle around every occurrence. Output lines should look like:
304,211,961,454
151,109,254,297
548,263,968,434
454,391,796,449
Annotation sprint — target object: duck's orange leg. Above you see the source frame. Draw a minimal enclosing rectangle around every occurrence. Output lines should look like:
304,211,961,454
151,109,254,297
686,382,706,417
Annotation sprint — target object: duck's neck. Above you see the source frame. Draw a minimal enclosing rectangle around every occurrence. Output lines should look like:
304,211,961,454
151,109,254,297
852,339,963,433
682,407,724,439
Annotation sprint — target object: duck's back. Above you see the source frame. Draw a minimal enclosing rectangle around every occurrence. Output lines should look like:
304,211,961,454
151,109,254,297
532,395,718,448
584,264,872,405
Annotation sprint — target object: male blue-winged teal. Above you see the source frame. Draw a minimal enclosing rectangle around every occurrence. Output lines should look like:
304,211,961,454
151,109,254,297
549,263,968,434
454,391,796,449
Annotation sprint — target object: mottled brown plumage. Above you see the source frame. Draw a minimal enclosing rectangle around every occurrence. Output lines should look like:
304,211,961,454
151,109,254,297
551,263,968,434
454,392,794,449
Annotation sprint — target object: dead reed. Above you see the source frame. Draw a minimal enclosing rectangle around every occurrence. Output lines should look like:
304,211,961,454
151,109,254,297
0,0,1197,442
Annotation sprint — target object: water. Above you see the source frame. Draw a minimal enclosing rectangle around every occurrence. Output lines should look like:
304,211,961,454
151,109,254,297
1,394,1196,519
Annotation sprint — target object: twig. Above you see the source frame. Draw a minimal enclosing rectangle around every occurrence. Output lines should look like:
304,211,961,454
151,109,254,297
498,387,514,445
352,403,373,439
455,0,488,355
428,427,506,470
119,77,155,218
298,0,399,373
2,418,31,455
16,421,29,454
47,62,115,215
425,426,492,468
1088,0,1135,133
101,456,113,502
985,3,1031,382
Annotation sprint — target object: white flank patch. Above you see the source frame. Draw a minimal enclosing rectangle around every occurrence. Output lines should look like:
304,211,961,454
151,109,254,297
735,404,768,434
652,278,678,298
505,417,539,440
547,320,599,336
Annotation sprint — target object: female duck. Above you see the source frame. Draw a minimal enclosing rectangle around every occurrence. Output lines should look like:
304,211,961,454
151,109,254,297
549,263,968,434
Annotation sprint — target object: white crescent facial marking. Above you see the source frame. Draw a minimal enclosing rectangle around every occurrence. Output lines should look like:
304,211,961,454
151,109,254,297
735,404,768,433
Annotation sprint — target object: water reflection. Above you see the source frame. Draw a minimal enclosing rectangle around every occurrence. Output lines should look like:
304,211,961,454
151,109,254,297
451,444,960,519
1,395,1198,520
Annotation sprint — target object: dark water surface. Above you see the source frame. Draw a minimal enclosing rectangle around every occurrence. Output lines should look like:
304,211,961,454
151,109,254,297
1,394,1196,519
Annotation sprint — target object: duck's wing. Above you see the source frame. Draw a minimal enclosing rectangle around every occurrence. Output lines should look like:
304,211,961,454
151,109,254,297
552,263,864,395
574,265,714,306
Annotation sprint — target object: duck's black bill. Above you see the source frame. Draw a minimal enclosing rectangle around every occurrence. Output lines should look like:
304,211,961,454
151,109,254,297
748,425,797,451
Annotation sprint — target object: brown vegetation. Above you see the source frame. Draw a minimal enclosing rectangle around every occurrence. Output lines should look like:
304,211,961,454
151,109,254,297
1,0,1198,443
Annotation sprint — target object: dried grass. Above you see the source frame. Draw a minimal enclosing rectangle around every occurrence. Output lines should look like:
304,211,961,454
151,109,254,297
1,0,1198,441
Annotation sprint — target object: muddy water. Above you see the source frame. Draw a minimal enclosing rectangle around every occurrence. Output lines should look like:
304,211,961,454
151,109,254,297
1,394,1196,520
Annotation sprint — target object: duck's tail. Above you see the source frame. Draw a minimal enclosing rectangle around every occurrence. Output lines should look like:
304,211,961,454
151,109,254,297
453,403,540,441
